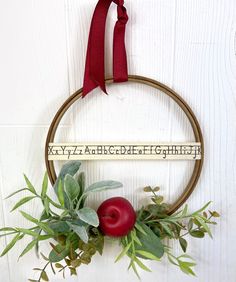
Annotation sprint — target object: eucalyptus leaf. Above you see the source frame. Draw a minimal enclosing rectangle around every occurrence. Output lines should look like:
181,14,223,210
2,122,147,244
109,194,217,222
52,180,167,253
77,207,99,227
41,270,49,281
189,230,205,238
179,237,187,252
86,180,123,193
49,244,70,263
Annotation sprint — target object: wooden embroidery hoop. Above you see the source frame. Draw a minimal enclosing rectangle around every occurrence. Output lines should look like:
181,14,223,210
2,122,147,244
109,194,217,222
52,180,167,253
45,75,204,214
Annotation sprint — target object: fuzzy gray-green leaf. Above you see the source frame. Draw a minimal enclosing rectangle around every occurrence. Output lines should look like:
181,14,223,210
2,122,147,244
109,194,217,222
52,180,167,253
77,207,99,227
86,180,123,193
64,174,80,201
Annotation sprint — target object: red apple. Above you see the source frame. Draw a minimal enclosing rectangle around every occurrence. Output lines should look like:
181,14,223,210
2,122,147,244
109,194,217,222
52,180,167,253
97,197,136,237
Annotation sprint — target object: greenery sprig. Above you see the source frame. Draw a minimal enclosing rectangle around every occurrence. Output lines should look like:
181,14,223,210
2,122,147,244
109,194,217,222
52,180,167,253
0,162,220,281
0,161,122,281
115,186,220,277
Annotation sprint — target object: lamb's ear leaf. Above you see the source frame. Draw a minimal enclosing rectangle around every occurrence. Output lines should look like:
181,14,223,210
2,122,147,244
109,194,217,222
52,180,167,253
86,180,123,193
77,172,85,194
57,179,64,207
77,207,99,227
64,175,80,201
54,161,81,193
66,222,88,243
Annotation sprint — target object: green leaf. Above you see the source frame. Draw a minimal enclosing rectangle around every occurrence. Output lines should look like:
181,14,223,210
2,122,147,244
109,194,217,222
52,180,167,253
0,227,16,232
115,242,132,262
37,222,54,235
5,188,29,199
86,180,123,193
1,233,22,256
187,218,193,231
195,216,213,238
41,172,48,198
209,211,220,217
182,204,188,216
130,261,140,279
134,223,164,259
17,228,39,237
160,222,173,237
54,161,81,193
67,223,88,243
38,235,53,241
77,172,85,193
55,263,63,268
40,209,50,221
133,257,152,272
64,174,80,201
135,222,147,235
11,196,36,212
41,270,49,281
19,240,37,258
57,179,64,207
135,250,160,261
24,174,36,194
179,237,187,252
49,244,70,262
48,221,70,233
179,261,196,276
44,197,50,216
192,201,211,216
189,230,205,238
143,186,152,192
20,211,38,224
77,207,99,227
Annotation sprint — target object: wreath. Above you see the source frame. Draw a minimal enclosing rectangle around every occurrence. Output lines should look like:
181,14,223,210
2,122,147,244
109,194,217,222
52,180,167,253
0,1,220,281
0,161,219,281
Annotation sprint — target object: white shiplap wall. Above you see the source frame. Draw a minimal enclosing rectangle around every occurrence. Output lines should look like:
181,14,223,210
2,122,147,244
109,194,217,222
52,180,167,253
0,0,235,281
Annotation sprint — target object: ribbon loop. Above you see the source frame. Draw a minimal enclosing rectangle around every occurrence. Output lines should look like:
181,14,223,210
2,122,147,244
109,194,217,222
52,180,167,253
82,0,128,97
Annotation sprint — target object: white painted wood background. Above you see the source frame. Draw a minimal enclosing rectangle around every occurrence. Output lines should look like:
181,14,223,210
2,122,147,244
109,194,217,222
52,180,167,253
0,0,236,281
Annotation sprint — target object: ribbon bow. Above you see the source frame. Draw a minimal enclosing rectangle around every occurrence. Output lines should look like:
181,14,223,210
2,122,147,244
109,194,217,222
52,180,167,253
82,0,128,97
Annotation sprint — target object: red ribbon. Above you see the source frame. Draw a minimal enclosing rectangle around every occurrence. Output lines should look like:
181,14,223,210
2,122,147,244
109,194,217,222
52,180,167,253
82,0,128,97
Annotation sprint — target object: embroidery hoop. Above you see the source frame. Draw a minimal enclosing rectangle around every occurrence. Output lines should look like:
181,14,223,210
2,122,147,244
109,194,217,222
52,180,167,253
45,75,204,214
